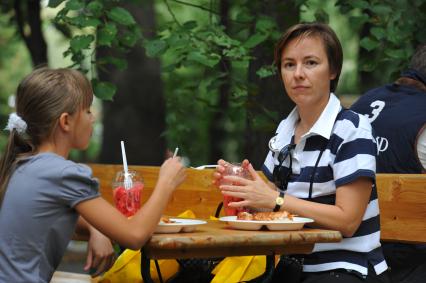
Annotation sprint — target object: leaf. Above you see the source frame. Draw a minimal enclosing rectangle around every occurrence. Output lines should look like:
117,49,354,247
87,1,103,17
97,23,117,46
351,0,369,9
92,80,116,101
65,0,84,10
314,9,329,23
361,60,377,72
107,7,136,26
183,20,197,30
144,39,167,57
187,52,220,68
360,37,379,51
370,4,392,15
67,15,101,28
70,35,94,52
384,49,406,60
370,27,386,40
120,28,141,47
256,65,276,78
48,0,66,8
255,17,275,32
348,14,369,29
243,33,268,48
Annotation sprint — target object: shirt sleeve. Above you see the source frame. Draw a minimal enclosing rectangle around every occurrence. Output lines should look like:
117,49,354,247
333,114,377,187
416,125,426,171
60,164,100,207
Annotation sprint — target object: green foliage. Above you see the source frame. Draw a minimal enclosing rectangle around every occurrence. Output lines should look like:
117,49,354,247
37,0,425,164
336,0,426,81
48,0,141,99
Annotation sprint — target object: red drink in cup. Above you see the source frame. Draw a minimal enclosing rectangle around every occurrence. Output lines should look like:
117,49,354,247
112,170,144,217
221,163,251,216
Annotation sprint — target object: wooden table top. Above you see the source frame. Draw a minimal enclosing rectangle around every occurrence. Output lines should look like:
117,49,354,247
144,220,342,259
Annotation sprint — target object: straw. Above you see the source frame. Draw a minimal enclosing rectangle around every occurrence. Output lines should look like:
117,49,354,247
120,141,132,189
173,147,179,158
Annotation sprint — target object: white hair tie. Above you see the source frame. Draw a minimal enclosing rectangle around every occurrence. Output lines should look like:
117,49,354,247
5,112,27,134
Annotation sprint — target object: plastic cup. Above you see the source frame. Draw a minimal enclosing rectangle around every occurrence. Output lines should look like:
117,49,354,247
112,170,144,217
220,163,251,216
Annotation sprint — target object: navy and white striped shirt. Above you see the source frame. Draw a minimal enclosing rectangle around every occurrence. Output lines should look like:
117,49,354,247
262,93,388,276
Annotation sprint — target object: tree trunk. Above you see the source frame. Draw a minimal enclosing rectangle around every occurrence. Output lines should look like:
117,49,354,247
208,0,231,163
245,2,299,168
98,1,166,166
13,0,47,66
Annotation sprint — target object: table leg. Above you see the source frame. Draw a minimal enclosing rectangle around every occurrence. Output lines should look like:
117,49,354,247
246,254,275,283
141,248,155,283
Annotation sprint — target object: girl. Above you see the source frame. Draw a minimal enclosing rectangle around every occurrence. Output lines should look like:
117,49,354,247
0,68,186,283
214,23,390,283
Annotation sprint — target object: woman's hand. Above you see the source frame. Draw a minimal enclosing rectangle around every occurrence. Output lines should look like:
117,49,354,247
84,226,115,277
219,163,278,210
212,159,251,186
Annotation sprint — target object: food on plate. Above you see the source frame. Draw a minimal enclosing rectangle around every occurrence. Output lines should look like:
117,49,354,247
236,211,253,220
159,216,176,224
237,211,295,221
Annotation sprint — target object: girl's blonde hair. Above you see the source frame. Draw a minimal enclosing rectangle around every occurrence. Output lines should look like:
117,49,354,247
0,68,93,206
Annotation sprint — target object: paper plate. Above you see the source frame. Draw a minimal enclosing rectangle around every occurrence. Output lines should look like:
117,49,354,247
155,218,207,233
219,216,314,231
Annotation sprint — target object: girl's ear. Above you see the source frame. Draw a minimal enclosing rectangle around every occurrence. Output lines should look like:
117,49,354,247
58,113,71,132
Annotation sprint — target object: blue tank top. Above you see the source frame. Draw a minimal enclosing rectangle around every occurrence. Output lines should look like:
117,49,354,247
351,81,426,173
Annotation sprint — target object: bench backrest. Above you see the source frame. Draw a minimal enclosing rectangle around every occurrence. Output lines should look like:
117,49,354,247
89,164,426,244
90,164,222,219
376,174,426,244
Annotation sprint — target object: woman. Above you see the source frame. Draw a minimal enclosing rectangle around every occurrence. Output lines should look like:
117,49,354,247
214,23,390,283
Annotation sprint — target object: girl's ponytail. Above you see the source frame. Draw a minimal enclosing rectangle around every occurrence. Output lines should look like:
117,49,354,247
0,115,34,207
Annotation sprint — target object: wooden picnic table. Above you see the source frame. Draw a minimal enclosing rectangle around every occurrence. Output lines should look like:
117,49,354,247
141,220,342,283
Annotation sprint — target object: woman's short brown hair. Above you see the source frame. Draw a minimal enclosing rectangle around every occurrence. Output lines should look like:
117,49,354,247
274,22,343,93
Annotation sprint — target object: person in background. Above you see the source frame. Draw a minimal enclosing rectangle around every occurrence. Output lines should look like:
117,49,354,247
351,43,426,283
0,67,186,283
214,22,390,283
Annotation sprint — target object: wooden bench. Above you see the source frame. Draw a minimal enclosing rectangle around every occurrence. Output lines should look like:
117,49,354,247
89,164,426,244
53,164,425,282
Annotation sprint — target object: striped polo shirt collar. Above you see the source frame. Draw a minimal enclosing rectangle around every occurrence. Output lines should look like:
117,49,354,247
305,93,341,140
273,93,341,149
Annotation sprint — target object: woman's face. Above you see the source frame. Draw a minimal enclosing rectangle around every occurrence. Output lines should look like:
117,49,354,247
280,35,336,109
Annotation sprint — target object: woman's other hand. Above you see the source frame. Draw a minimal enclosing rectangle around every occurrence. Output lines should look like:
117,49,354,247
84,227,115,277
219,163,278,210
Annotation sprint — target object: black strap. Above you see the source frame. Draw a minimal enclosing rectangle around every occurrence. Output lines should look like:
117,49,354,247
308,108,347,199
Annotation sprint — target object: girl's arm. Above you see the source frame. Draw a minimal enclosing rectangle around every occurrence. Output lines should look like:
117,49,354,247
75,216,115,277
220,164,372,237
75,157,185,250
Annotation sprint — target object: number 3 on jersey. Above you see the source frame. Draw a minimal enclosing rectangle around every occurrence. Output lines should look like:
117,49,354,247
365,100,385,123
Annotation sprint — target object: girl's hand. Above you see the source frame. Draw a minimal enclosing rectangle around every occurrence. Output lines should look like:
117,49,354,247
219,163,278,210
84,228,115,277
158,157,186,190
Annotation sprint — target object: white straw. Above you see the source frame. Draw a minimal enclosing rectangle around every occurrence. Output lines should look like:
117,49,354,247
120,141,129,174
173,147,179,158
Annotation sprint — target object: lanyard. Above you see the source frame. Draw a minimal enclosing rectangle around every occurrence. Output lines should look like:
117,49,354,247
272,108,347,199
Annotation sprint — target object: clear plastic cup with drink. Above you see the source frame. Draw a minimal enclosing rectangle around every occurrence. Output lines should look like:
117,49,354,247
112,170,144,217
220,162,252,216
